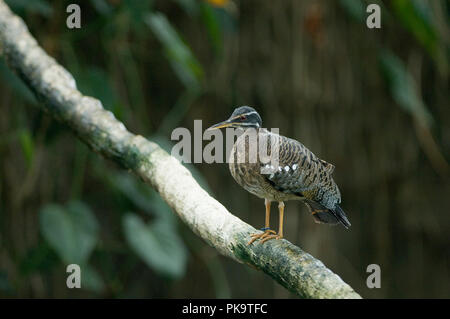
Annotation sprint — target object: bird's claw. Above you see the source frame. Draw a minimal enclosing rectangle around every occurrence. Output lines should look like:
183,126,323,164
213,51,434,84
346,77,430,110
260,234,282,243
247,229,277,245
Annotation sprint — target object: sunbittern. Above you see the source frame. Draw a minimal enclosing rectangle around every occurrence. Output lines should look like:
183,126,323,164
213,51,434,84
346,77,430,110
207,106,351,244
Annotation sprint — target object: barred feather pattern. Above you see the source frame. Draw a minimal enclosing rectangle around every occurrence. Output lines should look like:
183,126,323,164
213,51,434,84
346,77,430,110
229,128,341,210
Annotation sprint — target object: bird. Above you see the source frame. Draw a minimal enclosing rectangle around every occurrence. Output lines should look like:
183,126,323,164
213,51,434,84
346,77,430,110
207,106,350,245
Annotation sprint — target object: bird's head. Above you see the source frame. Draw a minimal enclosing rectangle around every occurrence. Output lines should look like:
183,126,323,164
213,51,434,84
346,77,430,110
207,106,262,131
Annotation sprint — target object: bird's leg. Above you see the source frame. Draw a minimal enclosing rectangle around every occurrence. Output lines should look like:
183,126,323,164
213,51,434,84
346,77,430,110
260,202,284,243
247,199,276,245
264,198,270,229
278,201,284,237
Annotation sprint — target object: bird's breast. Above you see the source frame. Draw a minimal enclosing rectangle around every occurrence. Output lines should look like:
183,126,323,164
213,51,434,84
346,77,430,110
228,131,300,201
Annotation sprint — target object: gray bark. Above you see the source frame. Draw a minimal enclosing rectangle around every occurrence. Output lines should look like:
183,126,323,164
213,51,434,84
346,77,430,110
0,1,361,299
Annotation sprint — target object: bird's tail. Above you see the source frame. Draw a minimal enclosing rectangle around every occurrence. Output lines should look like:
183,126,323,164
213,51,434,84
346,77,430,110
305,200,351,229
331,204,351,229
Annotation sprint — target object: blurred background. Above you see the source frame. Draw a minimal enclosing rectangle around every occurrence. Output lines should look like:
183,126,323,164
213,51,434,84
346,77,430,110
0,0,449,298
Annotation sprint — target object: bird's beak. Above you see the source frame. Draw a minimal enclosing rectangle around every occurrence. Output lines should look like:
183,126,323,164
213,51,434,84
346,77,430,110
206,119,234,131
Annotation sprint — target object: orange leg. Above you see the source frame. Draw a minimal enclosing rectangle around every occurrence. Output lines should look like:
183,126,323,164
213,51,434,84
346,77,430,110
247,199,276,245
264,198,270,229
260,202,284,243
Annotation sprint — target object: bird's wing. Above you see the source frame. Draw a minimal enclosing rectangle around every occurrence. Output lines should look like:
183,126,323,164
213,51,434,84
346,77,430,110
319,159,335,174
261,134,340,207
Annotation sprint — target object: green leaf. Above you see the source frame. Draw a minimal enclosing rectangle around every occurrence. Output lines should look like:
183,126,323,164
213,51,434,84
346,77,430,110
67,201,99,258
200,3,223,53
40,201,99,265
40,205,74,262
145,12,203,89
123,214,187,279
106,172,174,222
379,50,433,127
19,129,34,168
82,265,105,293
391,0,438,58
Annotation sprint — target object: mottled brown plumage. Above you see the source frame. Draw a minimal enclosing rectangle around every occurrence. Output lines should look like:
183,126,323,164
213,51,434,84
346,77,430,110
208,106,350,244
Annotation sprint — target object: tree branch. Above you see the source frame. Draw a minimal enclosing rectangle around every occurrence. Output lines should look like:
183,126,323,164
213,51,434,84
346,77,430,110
0,1,361,299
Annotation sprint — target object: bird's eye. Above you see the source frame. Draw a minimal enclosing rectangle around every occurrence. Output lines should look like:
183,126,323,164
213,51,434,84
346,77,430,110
240,115,246,120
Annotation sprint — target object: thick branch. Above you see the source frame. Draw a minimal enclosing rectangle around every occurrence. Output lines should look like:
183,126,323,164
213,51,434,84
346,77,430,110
0,1,361,299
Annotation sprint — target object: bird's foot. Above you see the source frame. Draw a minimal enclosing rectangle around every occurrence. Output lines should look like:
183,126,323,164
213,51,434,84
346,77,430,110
247,229,277,245
260,234,282,244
